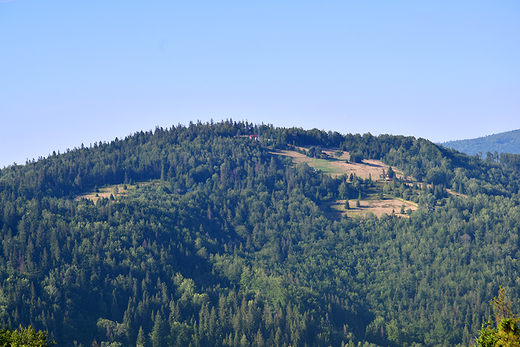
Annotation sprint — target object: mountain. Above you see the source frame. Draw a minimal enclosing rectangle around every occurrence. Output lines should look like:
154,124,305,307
440,129,520,156
1,121,520,347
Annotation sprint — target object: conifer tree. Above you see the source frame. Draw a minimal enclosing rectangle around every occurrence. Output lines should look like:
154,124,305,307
475,287,520,347
136,326,146,347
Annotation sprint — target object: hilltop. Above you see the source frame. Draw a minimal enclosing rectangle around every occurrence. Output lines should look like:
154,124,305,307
1,121,520,347
440,129,520,156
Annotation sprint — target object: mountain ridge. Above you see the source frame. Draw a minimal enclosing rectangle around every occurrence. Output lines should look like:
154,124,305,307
1,121,520,346
440,128,520,156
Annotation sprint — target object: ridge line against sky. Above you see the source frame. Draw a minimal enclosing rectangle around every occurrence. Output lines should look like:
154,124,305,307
1,0,519,168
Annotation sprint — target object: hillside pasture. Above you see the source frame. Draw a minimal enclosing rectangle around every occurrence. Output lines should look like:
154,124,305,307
74,184,132,202
271,148,403,180
271,147,419,219
74,182,156,202
324,198,418,219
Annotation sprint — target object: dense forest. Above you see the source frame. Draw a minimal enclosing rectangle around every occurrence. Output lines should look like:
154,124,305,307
440,129,520,156
1,120,520,347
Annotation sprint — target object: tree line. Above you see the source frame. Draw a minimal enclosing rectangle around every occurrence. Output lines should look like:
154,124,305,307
0,120,519,346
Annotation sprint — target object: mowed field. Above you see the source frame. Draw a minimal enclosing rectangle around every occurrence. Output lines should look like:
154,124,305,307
324,198,418,220
271,148,418,218
74,184,133,202
271,148,405,179
74,181,160,202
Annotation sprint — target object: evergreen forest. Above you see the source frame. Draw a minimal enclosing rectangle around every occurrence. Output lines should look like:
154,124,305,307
440,129,520,156
1,120,520,347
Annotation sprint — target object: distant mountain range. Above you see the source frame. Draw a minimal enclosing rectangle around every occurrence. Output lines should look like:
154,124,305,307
440,129,520,156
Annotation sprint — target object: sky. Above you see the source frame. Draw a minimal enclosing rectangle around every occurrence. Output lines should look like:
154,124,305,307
1,0,519,168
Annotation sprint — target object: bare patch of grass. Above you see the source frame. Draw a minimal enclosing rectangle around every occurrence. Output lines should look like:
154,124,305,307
326,197,418,219
271,148,404,180
270,149,311,163
306,159,348,175
74,181,156,202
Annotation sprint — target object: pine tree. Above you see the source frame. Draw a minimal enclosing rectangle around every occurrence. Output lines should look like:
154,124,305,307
136,326,146,347
0,325,55,347
474,287,520,347
150,313,165,347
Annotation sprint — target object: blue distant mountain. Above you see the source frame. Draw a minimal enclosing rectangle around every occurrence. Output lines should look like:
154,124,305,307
440,129,520,156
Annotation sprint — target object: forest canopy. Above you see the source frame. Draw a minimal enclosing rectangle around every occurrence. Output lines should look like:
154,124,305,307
0,120,520,346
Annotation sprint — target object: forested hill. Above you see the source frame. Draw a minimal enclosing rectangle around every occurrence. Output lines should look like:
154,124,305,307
1,121,520,347
440,129,520,156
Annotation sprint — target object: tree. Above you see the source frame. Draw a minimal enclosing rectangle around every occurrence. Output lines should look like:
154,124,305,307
350,151,363,163
136,326,146,347
308,146,320,158
150,312,166,347
493,287,515,324
474,287,520,347
338,182,348,199
0,325,55,347
387,166,395,179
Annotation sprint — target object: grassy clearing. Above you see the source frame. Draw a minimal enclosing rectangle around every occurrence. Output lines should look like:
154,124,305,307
271,147,422,219
306,159,348,175
271,148,404,179
74,181,159,202
321,195,418,220
270,149,310,162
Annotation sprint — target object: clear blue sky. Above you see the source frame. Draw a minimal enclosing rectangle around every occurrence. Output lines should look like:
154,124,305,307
1,0,519,168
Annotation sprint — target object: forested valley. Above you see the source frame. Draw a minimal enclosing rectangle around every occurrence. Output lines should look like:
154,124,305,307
1,120,520,347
